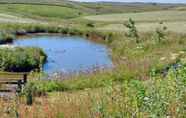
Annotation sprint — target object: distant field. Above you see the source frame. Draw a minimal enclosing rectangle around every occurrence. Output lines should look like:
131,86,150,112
0,1,183,15
98,21,186,34
0,4,85,19
0,13,38,23
84,10,186,23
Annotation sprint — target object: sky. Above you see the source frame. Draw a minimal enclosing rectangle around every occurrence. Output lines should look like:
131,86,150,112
71,0,186,3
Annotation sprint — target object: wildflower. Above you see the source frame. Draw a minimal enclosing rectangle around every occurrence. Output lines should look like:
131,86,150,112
121,56,127,60
170,53,179,60
144,97,149,101
179,51,185,54
160,57,166,61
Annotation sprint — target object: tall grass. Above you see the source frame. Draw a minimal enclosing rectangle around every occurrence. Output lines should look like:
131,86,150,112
0,31,15,44
0,20,186,117
1,65,185,117
88,66,186,118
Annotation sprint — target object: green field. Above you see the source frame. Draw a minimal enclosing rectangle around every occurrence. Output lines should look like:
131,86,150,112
0,1,180,14
84,10,186,34
97,21,186,34
0,1,185,118
84,10,186,22
0,4,86,19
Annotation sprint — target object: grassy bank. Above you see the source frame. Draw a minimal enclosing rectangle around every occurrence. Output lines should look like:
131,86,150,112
14,24,186,117
20,27,186,92
0,47,46,72
0,31,15,44
0,22,186,84
0,23,111,43
0,2,185,118
1,65,185,117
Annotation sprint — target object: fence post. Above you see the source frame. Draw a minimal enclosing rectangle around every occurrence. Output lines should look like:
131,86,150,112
17,80,22,93
23,74,27,85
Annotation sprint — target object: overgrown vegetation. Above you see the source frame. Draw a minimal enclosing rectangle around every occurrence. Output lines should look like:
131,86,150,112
0,22,186,117
0,1,186,118
0,31,15,44
88,66,186,118
153,22,167,43
124,18,139,43
2,64,185,117
0,47,46,72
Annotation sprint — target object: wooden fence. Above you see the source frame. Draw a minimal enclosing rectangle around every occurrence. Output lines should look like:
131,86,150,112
0,73,28,93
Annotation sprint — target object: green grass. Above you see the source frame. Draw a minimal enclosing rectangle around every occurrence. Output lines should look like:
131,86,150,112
21,31,186,92
0,2,185,118
0,31,15,44
1,66,186,117
0,1,182,14
0,4,86,19
83,10,186,34
84,10,186,23
0,47,46,72
97,21,186,34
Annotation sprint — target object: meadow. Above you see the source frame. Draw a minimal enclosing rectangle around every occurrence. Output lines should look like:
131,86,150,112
0,4,86,20
0,1,185,118
84,10,186,34
84,10,186,22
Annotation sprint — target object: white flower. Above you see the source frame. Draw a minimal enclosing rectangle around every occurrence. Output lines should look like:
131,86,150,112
160,57,166,61
170,53,179,60
179,51,185,54
144,97,149,101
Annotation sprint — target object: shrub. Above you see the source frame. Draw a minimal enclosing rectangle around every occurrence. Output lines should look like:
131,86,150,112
124,18,139,43
0,31,15,44
153,22,167,43
0,47,47,72
105,33,114,44
15,29,27,35
86,22,95,28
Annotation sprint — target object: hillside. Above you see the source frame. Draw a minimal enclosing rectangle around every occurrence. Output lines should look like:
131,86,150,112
0,0,183,15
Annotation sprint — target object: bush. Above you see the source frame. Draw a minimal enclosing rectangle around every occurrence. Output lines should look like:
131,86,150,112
124,18,139,43
153,22,167,43
0,31,15,44
0,47,47,72
15,29,27,35
86,22,95,28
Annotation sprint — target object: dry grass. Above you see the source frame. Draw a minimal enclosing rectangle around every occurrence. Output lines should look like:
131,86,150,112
0,90,101,118
0,13,39,23
84,10,186,23
97,21,186,34
0,3,185,118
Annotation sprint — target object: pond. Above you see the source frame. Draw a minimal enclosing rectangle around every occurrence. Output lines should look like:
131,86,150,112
13,35,113,73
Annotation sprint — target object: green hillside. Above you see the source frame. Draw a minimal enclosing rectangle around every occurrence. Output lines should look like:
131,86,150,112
0,4,85,19
0,0,183,15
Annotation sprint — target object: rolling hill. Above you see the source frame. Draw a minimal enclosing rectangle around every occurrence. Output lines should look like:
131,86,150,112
0,0,184,15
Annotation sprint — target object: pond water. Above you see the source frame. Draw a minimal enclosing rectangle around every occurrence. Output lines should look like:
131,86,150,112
13,35,113,73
